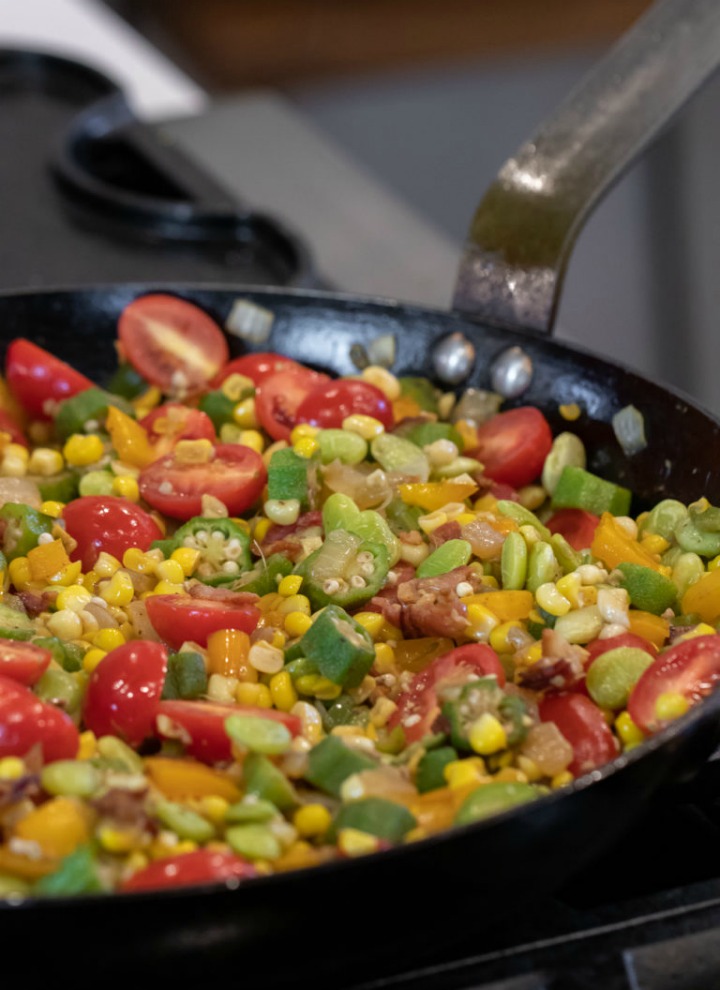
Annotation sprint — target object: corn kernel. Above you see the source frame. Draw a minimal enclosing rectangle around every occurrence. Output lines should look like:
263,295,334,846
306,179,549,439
208,673,239,704
56,584,92,613
466,603,500,640
337,828,380,857
92,552,121,579
341,414,384,440
220,373,254,401
468,713,507,755
293,803,332,839
112,475,140,502
97,826,140,854
93,628,126,652
170,547,201,576
373,642,396,674
199,796,229,825
559,403,581,421
253,517,272,542
99,570,135,606
27,447,64,476
522,641,544,665
516,755,542,782
284,610,313,638
235,681,273,708
264,499,301,526
269,670,298,712
535,582,572,617
290,424,319,444
489,620,526,654
293,436,319,459
0,756,26,780
551,770,574,789
63,434,104,466
150,580,186,596
49,560,84,587
278,574,303,597
655,692,690,722
238,430,265,454
123,548,157,575
76,731,97,760
454,419,479,452
232,397,258,429
8,556,33,591
444,758,486,789
46,608,84,640
155,559,185,585
40,500,65,518
360,366,401,401
709,554,720,572
369,696,397,728
615,710,645,747
353,611,386,640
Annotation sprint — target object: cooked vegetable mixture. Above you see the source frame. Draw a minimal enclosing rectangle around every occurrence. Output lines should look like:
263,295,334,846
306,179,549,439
0,292,719,898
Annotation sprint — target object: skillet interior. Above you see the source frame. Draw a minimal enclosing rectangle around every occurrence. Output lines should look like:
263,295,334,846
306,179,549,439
2,283,720,984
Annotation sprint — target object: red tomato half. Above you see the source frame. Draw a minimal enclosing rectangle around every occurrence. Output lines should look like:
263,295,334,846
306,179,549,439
62,496,163,571
254,366,330,441
145,594,261,650
295,378,394,431
5,338,94,420
469,407,553,488
539,691,618,777
0,674,79,763
628,634,720,734
0,639,51,686
546,508,600,551
83,641,168,747
210,352,301,388
138,443,267,520
140,402,216,456
118,294,229,393
120,848,259,893
156,699,302,762
388,643,506,744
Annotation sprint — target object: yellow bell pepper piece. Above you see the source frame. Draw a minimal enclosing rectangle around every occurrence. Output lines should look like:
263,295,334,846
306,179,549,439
462,590,534,622
591,512,666,573
105,405,156,468
26,538,71,582
393,636,454,673
144,757,242,802
626,609,670,648
12,797,93,858
391,395,422,421
681,567,720,624
0,844,57,879
398,480,478,513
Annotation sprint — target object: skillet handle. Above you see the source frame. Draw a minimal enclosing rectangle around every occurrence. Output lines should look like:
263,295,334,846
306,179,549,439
452,0,720,334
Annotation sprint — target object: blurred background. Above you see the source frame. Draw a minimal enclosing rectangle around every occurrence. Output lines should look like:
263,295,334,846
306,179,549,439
7,0,720,414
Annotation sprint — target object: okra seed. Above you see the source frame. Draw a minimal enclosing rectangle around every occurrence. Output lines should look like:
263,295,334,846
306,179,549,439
350,576,367,588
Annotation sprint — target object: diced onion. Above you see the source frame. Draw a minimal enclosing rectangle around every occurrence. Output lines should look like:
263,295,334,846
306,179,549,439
612,404,647,456
225,299,274,343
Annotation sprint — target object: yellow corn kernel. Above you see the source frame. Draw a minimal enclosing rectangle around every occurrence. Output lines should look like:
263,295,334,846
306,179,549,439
417,509,448,536
92,552,121,578
56,584,93,613
238,430,265,454
8,556,33,591
522,641,544,665
454,419,479,452
0,757,26,780
290,700,324,743
284,610,313,639
353,611,385,640
337,828,380,857
99,570,135,607
40,500,65,518
82,648,107,673
46,608,84,640
206,628,252,679
341,414,384,440
292,436,319,459
63,433,104,466
295,674,342,700
48,560,83,587
232,397,258,429
93,628,126,652
155,559,185,585
489,620,526,654
466,603,500,640
535,582,572,617
170,547,201,576
551,771,574,789
27,447,64,476
360,366,401,401
270,629,286,650
675,622,717,642
373,642,396,674
148,580,186,596
97,826,140,854
220,373,254,402
639,533,670,556
112,475,140,502
709,554,720,572
278,574,303,597
494,767,529,784
253,517,272,543
235,681,273,708
559,403,581,421
615,710,645,747
77,731,97,760
556,572,583,608
123,548,157,575
199,796,230,825
655,692,690,721
132,385,163,417
13,797,92,858
293,803,332,839
1,447,28,477
175,439,214,465
444,758,487,790
468,713,508,755
269,670,298,712
369,696,397,728
289,424,319,445
516,755,542,783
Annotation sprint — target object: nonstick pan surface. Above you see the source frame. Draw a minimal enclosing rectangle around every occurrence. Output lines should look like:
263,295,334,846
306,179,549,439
3,1,720,983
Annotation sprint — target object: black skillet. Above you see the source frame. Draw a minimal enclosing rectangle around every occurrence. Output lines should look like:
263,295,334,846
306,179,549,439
3,0,720,984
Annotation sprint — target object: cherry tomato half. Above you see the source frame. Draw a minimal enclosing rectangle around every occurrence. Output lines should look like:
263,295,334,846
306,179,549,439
295,378,394,431
140,402,216,456
546,508,600,551
0,409,28,448
145,594,261,650
254,366,330,441
120,848,259,893
628,633,720,734
118,294,229,393
0,673,79,763
62,496,164,571
0,638,51,686
138,443,267,520
388,643,506,744
156,699,302,762
210,352,301,388
538,691,618,777
469,406,553,488
83,641,168,747
5,338,94,420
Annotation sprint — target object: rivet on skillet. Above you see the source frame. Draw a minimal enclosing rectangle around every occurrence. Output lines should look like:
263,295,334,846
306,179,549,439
431,332,476,385
490,346,533,399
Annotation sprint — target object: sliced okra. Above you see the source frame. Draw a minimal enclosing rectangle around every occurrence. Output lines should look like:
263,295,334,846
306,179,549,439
441,677,530,752
415,745,458,793
416,538,472,579
551,465,631,517
153,515,251,583
290,602,376,688
370,433,430,481
322,493,400,566
54,386,134,440
454,781,542,826
243,752,299,811
0,503,55,561
296,530,390,612
267,447,313,509
161,650,208,700
305,734,377,797
328,797,417,843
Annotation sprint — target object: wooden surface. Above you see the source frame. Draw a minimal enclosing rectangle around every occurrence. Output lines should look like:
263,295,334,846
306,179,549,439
116,0,654,89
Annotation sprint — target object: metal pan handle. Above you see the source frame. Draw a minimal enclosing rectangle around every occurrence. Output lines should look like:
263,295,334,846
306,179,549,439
452,0,720,334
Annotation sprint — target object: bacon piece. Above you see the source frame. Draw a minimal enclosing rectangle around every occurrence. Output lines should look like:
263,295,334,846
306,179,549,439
517,628,588,692
187,581,258,607
258,510,323,561
429,520,463,549
369,565,485,639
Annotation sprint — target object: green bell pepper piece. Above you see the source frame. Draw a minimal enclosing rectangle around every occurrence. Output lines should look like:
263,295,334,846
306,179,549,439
551,465,632,516
54,386,135,440
616,562,678,614
106,362,148,400
454,781,542,826
197,389,239,431
33,845,105,896
161,651,208,700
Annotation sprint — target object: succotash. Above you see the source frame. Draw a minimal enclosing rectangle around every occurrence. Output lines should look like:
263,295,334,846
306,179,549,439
0,292,718,899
